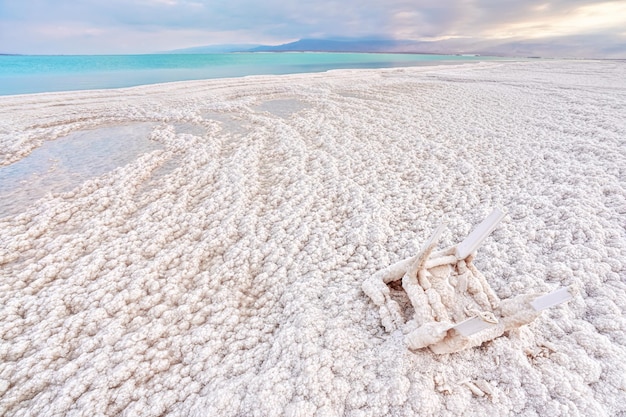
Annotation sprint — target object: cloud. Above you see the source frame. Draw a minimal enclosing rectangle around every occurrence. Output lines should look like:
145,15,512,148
0,0,624,56
480,1,626,39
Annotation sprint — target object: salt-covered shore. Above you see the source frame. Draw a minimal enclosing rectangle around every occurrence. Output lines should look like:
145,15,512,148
1,60,625,416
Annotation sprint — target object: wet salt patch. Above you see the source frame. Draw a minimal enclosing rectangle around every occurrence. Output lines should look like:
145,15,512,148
174,122,208,137
253,98,311,118
0,122,160,217
203,111,251,136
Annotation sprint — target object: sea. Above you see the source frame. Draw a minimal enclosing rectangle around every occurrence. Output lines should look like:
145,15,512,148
0,52,504,96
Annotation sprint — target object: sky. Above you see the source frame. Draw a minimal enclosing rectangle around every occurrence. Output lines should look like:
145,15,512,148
0,0,625,57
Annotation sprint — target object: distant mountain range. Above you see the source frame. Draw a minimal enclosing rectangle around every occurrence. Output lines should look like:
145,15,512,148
166,37,626,59
165,44,263,54
248,39,430,53
167,38,479,55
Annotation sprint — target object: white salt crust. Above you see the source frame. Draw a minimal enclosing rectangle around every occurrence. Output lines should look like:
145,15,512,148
1,60,625,416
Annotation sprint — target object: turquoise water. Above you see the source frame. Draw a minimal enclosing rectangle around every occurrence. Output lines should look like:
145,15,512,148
0,53,502,96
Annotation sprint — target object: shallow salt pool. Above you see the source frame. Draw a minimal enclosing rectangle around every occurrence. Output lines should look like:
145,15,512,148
253,98,312,118
0,122,160,217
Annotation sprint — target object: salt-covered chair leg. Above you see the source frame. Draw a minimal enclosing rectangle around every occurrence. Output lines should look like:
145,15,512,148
402,223,456,349
409,223,447,274
403,271,433,327
363,223,447,332
464,254,501,310
531,287,574,311
498,293,544,330
405,321,453,351
402,223,447,323
455,208,506,260
362,277,404,331
500,287,574,329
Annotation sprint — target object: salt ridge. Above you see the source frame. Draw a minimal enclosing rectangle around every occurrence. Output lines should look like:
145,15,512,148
0,60,625,416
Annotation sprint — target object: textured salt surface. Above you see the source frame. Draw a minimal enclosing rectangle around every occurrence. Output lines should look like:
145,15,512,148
0,61,625,416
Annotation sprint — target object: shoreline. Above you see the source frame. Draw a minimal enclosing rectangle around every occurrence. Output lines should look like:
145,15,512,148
0,53,512,97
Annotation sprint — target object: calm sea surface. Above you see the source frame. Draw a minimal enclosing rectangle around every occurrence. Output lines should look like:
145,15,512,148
0,53,504,96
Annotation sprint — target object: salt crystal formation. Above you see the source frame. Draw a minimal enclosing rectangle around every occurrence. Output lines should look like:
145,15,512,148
363,209,574,354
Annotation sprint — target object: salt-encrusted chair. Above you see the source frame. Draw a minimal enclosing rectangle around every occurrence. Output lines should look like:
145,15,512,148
362,208,573,354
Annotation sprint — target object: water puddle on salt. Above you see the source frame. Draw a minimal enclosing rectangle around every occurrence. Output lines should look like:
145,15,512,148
253,98,311,118
174,122,208,137
0,123,161,217
203,112,251,137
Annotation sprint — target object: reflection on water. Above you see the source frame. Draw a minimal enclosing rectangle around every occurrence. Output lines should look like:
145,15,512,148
0,123,161,217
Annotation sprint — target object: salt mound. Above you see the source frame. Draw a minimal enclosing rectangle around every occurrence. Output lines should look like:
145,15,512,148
1,60,625,416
